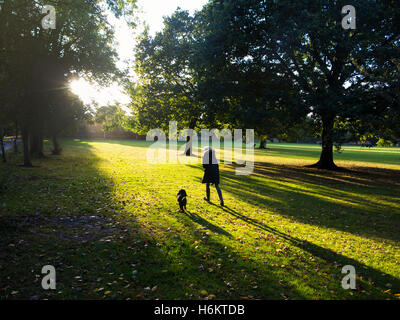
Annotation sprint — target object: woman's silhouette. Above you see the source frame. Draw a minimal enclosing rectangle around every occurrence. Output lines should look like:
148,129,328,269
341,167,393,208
202,146,224,206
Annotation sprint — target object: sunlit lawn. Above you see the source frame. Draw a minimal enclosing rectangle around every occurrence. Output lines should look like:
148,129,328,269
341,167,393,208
1,139,399,300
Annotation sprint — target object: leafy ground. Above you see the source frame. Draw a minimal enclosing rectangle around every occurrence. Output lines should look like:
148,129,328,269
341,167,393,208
0,139,399,300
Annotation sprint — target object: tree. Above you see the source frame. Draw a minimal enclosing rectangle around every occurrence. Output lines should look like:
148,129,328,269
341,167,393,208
0,0,137,166
132,10,205,155
47,88,88,155
192,3,305,149
0,125,6,163
196,0,400,169
95,104,127,138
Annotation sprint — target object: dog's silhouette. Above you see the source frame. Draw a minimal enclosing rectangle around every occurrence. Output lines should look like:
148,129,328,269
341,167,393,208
177,189,187,212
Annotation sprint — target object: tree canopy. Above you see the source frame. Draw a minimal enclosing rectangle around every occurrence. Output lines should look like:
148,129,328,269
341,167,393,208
131,10,202,133
0,0,137,165
131,0,400,168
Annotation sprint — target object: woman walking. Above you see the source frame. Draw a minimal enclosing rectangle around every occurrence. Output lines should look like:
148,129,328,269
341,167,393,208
202,146,224,206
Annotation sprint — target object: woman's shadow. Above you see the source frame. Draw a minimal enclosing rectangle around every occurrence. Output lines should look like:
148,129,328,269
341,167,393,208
182,209,232,238
208,202,400,294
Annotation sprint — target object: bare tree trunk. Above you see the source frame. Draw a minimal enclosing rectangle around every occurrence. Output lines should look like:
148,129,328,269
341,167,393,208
185,121,196,156
30,129,45,158
185,135,193,156
22,126,33,167
14,121,19,153
309,117,338,170
0,128,6,163
258,139,267,149
51,134,62,155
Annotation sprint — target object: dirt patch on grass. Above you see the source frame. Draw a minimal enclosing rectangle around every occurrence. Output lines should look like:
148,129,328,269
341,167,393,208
0,213,122,243
54,215,120,242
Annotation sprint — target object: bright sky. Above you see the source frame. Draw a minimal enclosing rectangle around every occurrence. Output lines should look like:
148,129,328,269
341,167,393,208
70,0,208,112
137,0,208,35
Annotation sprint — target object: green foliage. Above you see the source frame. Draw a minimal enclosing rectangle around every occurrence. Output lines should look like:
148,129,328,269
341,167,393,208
278,117,318,143
131,10,202,133
131,0,399,168
198,0,399,168
0,0,137,164
377,138,393,147
95,104,128,134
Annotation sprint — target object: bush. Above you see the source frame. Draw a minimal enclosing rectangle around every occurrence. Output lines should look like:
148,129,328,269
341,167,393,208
377,139,393,147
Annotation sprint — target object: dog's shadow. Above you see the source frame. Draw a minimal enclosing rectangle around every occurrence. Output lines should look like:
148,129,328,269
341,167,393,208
182,209,232,238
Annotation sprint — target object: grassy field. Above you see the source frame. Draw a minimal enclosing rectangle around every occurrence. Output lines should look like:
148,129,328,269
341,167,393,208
1,139,399,300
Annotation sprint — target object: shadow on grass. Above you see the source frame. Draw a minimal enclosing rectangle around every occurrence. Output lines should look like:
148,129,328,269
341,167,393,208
183,210,232,238
0,140,303,299
258,144,400,166
253,161,400,189
1,139,398,300
205,203,400,297
190,161,400,243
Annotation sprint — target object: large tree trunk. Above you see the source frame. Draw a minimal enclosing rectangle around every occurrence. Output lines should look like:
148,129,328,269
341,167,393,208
14,121,19,154
309,117,338,170
22,126,33,167
185,135,193,156
258,139,267,149
0,128,6,163
184,121,196,156
30,129,45,158
51,134,62,155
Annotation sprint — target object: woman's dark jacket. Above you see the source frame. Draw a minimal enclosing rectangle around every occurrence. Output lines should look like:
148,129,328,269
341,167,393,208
202,150,220,184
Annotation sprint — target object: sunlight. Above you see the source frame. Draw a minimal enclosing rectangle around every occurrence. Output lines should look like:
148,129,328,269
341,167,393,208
69,79,97,105
67,1,208,110
137,0,208,35
69,78,131,112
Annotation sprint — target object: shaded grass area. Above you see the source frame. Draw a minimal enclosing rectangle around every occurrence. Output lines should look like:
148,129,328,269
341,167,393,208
0,139,399,300
264,143,400,167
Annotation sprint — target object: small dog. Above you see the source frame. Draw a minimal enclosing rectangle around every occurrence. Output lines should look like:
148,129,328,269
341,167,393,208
177,189,187,212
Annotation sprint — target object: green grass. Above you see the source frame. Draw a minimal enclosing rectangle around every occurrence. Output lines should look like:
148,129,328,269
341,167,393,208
1,139,399,300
